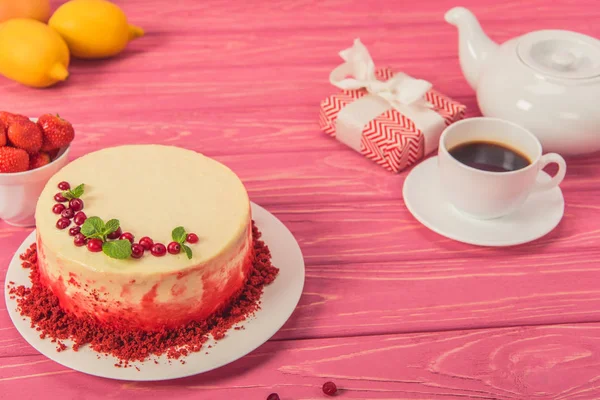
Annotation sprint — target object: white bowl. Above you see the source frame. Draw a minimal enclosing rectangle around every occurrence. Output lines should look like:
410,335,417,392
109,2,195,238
0,118,71,227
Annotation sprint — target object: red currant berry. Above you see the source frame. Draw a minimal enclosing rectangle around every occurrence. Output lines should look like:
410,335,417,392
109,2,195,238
139,236,154,251
69,226,81,236
54,193,67,202
120,232,134,243
106,227,122,240
322,381,337,396
56,218,71,229
267,394,280,400
73,212,87,226
186,233,199,244
87,238,103,252
151,243,166,256
58,181,70,191
74,233,87,247
61,208,74,219
167,241,181,255
131,244,144,259
52,203,66,214
69,198,84,211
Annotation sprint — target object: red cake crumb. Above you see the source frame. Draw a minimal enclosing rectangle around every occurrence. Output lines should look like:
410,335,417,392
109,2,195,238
8,223,278,366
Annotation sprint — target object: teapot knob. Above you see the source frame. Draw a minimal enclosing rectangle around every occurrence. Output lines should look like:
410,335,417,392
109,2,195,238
551,49,577,70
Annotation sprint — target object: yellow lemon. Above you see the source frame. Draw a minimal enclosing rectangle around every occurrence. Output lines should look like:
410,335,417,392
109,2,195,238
0,0,51,23
49,0,144,59
0,18,69,88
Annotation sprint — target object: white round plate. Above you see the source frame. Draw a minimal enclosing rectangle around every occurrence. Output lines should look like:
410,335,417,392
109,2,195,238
403,157,565,247
5,202,305,381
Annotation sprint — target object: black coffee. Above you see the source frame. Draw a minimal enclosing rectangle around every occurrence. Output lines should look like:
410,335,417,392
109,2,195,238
448,141,531,172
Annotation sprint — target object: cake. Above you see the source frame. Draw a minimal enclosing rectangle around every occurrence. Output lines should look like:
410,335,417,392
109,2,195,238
34,144,253,331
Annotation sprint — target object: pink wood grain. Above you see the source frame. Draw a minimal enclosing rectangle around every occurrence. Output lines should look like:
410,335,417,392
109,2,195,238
2,0,600,397
3,323,600,399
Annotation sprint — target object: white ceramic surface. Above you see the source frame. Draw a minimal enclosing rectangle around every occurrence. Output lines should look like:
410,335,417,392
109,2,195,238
0,117,70,227
0,146,70,227
403,156,565,247
438,117,566,219
445,7,600,156
5,202,305,381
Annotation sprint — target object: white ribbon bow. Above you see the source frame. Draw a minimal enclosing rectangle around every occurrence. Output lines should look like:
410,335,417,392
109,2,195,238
329,38,434,109
327,38,447,157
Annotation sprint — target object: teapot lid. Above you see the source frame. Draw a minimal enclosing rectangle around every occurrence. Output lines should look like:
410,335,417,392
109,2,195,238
517,30,600,80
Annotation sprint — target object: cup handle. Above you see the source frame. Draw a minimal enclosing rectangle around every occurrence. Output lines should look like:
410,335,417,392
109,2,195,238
534,153,567,192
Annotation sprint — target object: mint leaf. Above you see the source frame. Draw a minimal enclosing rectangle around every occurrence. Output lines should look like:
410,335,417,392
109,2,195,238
81,216,105,238
62,183,85,200
104,219,120,236
102,240,132,259
181,244,192,259
71,184,84,198
172,226,187,244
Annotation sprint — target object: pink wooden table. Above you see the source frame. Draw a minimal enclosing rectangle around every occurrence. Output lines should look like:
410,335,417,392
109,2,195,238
3,0,600,398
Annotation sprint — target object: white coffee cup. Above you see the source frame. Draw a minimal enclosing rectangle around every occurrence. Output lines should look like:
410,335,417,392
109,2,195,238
438,117,566,220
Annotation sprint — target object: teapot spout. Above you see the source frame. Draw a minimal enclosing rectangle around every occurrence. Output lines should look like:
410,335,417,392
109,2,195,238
445,7,499,90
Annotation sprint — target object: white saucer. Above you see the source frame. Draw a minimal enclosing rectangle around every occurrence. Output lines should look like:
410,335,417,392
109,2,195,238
403,157,565,247
5,202,305,381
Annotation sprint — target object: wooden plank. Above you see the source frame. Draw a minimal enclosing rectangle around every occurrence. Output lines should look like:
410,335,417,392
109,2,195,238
38,150,600,209
4,243,600,356
2,323,600,399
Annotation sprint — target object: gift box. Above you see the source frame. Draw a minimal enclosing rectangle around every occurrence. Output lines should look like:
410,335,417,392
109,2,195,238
319,39,467,173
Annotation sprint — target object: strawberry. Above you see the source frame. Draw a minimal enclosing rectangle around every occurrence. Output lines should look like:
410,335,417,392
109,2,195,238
0,147,29,173
29,152,51,170
37,114,75,151
0,124,6,147
48,148,60,160
7,119,43,154
0,111,29,127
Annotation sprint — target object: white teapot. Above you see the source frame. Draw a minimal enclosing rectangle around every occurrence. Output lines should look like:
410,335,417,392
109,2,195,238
445,7,600,156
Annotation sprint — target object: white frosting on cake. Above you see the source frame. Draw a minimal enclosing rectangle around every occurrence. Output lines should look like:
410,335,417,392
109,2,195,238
36,144,250,273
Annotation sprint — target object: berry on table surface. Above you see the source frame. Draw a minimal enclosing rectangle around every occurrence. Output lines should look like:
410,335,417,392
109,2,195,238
7,119,43,154
151,243,166,257
0,126,6,147
61,208,74,219
69,226,81,236
69,198,84,211
73,233,87,247
139,236,153,250
58,181,70,190
52,203,66,214
106,226,122,240
186,233,199,244
167,241,181,255
266,394,280,400
87,238,103,252
37,114,75,151
131,244,144,259
54,192,67,202
322,381,337,396
56,218,71,229
120,232,134,243
0,147,29,173
73,211,87,226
